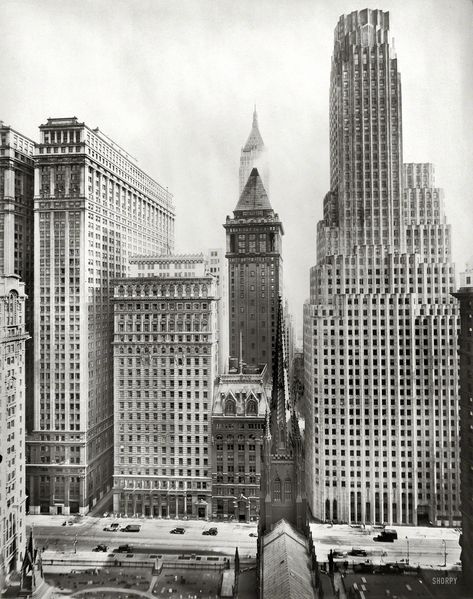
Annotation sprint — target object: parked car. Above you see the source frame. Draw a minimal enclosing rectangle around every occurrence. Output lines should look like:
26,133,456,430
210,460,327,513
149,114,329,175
170,527,185,534
332,550,348,558
120,524,141,533
202,527,218,536
249,532,258,538
92,544,108,552
114,545,132,553
103,522,120,532
353,560,374,574
348,548,368,557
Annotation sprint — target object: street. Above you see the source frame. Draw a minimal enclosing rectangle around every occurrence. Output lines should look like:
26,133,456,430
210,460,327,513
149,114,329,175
309,523,462,569
27,514,257,558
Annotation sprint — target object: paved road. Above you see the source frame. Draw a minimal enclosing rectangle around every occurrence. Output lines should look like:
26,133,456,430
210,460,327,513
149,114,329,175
27,515,257,557
309,523,461,568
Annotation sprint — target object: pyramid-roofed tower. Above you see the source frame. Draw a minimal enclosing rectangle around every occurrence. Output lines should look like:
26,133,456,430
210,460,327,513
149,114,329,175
235,168,272,213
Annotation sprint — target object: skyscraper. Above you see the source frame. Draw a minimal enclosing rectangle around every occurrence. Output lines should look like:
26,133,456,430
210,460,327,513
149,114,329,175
303,10,460,526
0,123,35,431
0,276,29,585
239,108,268,195
0,123,34,586
224,168,283,376
112,254,216,518
27,117,174,515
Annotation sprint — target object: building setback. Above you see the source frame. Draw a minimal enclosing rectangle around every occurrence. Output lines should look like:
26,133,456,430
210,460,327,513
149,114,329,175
0,276,29,585
211,364,270,522
224,168,283,376
112,255,217,519
303,10,460,526
452,265,473,587
27,117,174,515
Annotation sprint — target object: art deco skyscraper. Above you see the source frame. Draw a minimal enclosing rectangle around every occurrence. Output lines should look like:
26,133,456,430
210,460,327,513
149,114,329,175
304,10,460,526
27,117,174,515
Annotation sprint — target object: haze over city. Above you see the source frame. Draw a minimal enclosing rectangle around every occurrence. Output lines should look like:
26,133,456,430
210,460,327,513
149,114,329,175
1,0,472,336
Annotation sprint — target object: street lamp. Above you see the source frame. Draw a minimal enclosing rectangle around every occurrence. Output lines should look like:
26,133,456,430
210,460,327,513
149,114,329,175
405,536,409,565
442,539,447,568
73,534,77,554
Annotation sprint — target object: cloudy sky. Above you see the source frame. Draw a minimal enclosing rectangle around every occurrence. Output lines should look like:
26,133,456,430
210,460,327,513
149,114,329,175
1,0,472,338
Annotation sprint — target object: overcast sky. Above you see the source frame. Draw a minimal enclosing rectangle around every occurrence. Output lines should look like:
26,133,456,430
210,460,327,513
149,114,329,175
1,0,472,339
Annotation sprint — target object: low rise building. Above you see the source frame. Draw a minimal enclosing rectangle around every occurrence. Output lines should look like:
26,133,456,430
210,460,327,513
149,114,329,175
211,364,270,522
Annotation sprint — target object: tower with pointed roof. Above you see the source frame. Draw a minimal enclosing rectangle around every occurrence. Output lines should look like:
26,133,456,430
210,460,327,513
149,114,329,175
224,168,283,377
239,108,268,194
259,298,306,534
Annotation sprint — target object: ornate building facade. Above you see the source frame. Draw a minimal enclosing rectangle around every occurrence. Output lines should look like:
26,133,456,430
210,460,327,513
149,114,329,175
0,123,35,432
112,255,217,519
27,117,174,514
260,299,306,535
224,168,283,376
303,11,460,526
211,364,270,521
0,276,29,586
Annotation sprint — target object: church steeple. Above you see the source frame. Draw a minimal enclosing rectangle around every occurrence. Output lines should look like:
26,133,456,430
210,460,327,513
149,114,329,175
239,108,269,195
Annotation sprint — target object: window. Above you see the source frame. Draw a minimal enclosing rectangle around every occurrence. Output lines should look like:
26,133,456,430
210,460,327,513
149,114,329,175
273,478,281,502
224,398,236,415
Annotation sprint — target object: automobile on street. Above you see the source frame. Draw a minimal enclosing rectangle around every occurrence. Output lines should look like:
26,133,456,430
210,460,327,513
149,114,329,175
170,527,185,534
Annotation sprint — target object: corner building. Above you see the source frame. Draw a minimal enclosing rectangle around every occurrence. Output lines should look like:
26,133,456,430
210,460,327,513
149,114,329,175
112,255,216,519
27,118,174,515
303,11,460,526
224,168,283,376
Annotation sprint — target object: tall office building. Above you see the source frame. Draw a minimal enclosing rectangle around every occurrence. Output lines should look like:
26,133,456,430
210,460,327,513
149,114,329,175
0,123,35,431
452,266,473,586
224,168,283,376
112,254,217,518
239,108,268,195
26,117,174,515
0,124,34,586
303,10,460,526
0,276,29,585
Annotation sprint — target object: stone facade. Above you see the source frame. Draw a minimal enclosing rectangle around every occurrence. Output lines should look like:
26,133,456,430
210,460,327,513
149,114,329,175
112,259,217,519
304,11,460,526
27,117,174,515
211,365,270,521
224,168,283,376
0,276,28,586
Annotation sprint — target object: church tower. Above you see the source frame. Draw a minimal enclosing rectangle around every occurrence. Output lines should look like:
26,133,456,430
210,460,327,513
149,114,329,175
239,108,269,194
259,298,306,534
224,168,283,376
